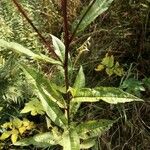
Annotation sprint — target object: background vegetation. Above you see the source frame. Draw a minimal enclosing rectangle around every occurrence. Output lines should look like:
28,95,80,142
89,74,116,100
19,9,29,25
0,0,149,149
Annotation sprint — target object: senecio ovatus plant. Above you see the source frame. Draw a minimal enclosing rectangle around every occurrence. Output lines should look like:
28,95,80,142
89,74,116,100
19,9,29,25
0,0,143,149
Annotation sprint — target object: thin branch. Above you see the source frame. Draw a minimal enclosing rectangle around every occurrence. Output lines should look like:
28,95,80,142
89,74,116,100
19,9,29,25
69,0,96,44
12,0,62,62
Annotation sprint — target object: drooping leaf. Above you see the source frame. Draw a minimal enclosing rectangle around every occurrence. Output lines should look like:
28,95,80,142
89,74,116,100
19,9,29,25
14,132,57,147
71,87,143,104
20,98,45,116
72,0,114,33
20,64,66,108
0,39,61,65
76,119,114,139
20,65,67,128
37,85,68,128
61,129,80,150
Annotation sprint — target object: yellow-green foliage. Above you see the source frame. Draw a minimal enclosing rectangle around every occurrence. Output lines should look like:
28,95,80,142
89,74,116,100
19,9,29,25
0,118,35,144
95,53,124,76
21,98,45,116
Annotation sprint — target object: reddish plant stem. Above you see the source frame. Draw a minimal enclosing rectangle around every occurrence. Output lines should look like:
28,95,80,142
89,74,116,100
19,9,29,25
12,0,62,62
61,0,71,124
61,0,70,91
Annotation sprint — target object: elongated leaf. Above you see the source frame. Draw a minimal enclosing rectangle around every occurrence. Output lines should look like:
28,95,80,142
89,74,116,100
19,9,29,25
61,129,80,150
72,0,114,33
21,65,67,128
0,39,61,65
51,35,71,64
73,66,85,89
76,119,114,139
37,86,67,128
14,132,57,147
51,34,65,62
71,87,143,104
20,64,66,108
70,66,85,119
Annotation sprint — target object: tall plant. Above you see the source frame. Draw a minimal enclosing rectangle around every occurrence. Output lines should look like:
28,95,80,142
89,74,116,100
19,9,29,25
0,0,143,149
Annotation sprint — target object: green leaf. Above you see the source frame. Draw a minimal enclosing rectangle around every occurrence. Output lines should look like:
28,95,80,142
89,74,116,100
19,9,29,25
20,64,66,108
113,62,124,76
37,86,67,128
70,66,85,119
95,64,105,71
50,35,71,66
121,78,145,97
61,129,80,150
71,87,143,104
73,66,85,89
21,65,67,128
105,68,114,76
20,98,45,116
143,77,150,90
0,131,12,140
11,129,19,144
102,54,114,68
72,0,114,33
76,119,114,139
12,118,22,128
51,34,65,62
80,138,96,149
0,39,61,65
14,132,57,147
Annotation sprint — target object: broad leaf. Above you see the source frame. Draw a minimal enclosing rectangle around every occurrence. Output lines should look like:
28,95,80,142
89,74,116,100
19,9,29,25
72,0,114,33
14,132,57,147
71,87,143,104
21,65,67,128
61,129,80,150
0,39,61,65
76,119,114,139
